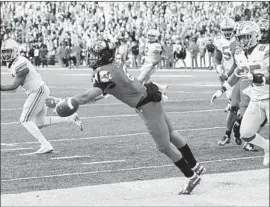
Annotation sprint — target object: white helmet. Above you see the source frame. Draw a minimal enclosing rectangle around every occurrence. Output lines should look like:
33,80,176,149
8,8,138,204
1,38,20,62
220,17,236,40
235,21,261,51
147,29,160,42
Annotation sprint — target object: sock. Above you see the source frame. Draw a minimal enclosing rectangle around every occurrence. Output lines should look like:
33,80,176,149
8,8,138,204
178,144,197,169
174,158,194,178
43,116,71,127
225,130,231,138
21,121,50,145
249,133,269,151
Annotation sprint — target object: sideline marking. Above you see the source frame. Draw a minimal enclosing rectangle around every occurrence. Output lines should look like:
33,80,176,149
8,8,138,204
1,155,263,182
1,109,224,125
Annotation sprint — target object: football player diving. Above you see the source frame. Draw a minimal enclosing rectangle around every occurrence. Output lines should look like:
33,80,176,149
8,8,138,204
46,37,206,195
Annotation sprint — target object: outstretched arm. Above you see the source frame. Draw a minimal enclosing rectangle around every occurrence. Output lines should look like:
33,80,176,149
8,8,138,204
0,69,28,91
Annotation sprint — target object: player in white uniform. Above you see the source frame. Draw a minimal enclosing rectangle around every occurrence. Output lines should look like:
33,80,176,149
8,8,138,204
211,21,269,165
1,39,83,154
213,17,250,148
137,29,168,99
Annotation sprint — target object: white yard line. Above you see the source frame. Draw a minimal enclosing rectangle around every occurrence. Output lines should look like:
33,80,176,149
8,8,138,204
1,109,224,125
83,160,125,165
51,155,93,160
3,126,224,146
1,155,263,182
1,147,33,152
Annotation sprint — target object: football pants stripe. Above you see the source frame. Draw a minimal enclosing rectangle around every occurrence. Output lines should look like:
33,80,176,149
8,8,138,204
23,86,44,122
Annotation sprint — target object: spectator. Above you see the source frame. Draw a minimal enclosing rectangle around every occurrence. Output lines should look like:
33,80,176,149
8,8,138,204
131,40,140,68
56,43,65,67
188,37,199,70
39,44,48,67
173,43,187,69
33,45,40,67
197,33,207,69
206,37,215,70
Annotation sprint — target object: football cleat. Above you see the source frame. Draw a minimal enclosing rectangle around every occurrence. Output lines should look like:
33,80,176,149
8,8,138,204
35,143,53,154
243,143,258,152
192,163,206,176
218,135,231,146
69,113,83,131
263,150,269,166
178,174,201,195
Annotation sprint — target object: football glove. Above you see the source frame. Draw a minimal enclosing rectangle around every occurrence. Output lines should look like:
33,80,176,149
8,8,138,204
248,72,266,85
211,89,223,104
45,96,63,108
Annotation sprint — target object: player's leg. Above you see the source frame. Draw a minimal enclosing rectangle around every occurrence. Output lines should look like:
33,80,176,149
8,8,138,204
137,63,154,83
239,81,257,151
164,113,205,175
219,82,241,145
240,99,269,165
20,85,53,153
138,102,201,194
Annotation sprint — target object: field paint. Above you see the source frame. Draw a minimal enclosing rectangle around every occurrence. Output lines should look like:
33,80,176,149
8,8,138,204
83,160,125,165
1,147,33,152
10,126,224,147
51,155,93,160
1,143,17,146
1,155,263,182
1,109,224,125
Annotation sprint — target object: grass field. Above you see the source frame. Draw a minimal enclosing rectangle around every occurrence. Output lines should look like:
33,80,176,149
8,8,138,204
1,67,269,206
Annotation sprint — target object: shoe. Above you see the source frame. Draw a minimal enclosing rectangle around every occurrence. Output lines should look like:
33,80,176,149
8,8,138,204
233,123,242,145
35,143,53,154
178,174,201,195
192,163,206,176
218,135,230,146
263,150,269,166
69,113,83,131
234,137,242,145
243,143,258,152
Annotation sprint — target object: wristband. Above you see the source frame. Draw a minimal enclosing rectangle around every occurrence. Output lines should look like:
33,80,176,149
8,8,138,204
221,81,231,92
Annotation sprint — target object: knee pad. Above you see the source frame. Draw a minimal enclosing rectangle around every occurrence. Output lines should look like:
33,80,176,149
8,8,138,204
241,134,256,143
229,106,239,114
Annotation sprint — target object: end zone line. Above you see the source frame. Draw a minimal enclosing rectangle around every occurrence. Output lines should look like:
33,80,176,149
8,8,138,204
1,109,224,125
1,156,263,182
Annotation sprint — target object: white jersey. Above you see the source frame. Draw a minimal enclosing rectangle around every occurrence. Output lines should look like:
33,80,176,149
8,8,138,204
8,56,45,95
144,42,162,64
214,35,237,72
234,44,269,101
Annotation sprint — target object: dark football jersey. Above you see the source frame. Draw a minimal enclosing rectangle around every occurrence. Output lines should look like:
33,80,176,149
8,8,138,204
93,61,147,108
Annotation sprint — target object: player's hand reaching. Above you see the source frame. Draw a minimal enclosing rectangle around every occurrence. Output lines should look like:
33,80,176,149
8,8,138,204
210,89,223,104
45,96,62,108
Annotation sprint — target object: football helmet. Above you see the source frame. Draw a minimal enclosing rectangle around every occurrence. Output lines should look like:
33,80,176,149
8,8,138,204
235,21,261,51
87,37,117,69
220,18,236,40
147,29,160,43
1,38,20,62
257,19,269,43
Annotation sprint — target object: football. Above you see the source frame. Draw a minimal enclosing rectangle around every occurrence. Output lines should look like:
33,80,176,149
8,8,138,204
55,97,79,117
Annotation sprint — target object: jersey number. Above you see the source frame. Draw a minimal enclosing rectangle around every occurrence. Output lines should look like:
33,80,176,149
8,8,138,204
222,46,231,61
